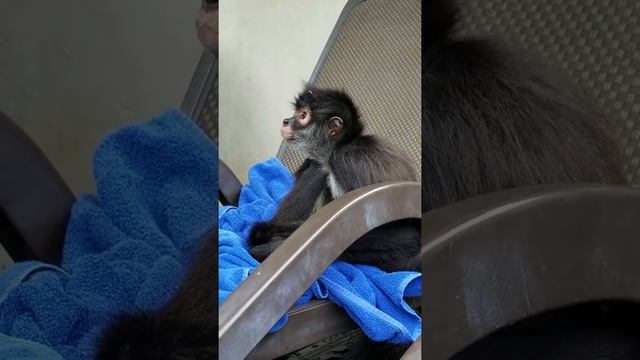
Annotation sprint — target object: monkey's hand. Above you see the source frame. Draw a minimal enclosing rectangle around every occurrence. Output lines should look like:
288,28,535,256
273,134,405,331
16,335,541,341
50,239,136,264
248,222,301,246
248,222,278,246
249,241,284,262
248,222,304,261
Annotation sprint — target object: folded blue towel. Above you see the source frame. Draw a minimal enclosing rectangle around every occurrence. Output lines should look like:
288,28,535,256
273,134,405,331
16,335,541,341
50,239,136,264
219,158,422,344
0,108,218,359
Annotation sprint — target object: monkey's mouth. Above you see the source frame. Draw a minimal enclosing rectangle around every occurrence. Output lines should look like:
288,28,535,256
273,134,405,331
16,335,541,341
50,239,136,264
281,126,295,140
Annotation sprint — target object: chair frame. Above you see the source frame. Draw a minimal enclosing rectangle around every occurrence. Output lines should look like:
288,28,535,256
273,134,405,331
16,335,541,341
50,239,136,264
181,50,218,122
0,112,75,265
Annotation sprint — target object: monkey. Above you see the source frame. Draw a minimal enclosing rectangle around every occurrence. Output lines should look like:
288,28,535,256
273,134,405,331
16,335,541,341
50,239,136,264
422,0,626,213
248,85,421,272
95,227,217,360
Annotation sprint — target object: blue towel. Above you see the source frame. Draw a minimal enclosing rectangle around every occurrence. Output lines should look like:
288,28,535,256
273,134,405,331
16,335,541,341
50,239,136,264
0,108,218,359
219,158,422,344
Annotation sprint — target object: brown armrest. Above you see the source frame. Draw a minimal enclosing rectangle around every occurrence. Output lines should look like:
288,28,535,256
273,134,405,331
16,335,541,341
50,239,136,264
218,159,242,206
0,111,75,265
219,181,421,360
421,184,640,360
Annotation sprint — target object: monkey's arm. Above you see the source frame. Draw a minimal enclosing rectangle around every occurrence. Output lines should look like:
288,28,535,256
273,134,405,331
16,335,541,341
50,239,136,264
249,239,286,261
271,158,327,223
248,159,328,249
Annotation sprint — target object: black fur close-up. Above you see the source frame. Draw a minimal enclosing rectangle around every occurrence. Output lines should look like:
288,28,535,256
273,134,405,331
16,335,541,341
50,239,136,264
422,0,626,213
249,85,421,272
95,230,216,360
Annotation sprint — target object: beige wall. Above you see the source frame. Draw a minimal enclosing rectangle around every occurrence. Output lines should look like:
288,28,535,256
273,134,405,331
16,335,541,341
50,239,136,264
0,1,203,194
219,0,348,182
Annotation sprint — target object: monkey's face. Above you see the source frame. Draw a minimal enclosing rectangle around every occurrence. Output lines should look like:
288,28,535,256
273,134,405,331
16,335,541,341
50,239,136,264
281,106,312,140
281,106,344,143
283,86,362,154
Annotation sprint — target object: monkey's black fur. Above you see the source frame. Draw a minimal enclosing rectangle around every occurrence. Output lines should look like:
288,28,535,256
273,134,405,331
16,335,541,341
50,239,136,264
422,0,625,212
249,85,420,272
96,229,216,359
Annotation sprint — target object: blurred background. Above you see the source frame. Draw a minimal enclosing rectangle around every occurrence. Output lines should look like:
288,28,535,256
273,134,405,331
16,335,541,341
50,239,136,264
0,1,208,267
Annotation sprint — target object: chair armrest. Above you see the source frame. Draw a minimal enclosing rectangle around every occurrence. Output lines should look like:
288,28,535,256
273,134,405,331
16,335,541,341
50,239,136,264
400,336,421,360
0,111,75,265
218,159,242,206
219,181,421,360
421,184,640,360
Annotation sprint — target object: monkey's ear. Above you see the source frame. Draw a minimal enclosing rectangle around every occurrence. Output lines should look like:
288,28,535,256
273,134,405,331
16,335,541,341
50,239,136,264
328,116,343,138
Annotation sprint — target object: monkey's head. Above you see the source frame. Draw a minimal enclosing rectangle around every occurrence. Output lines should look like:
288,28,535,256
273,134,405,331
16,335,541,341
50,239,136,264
282,86,364,150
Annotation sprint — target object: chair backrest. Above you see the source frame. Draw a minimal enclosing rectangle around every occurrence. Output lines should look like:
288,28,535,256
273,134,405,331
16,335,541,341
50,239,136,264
182,50,219,145
277,0,422,179
456,0,640,185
